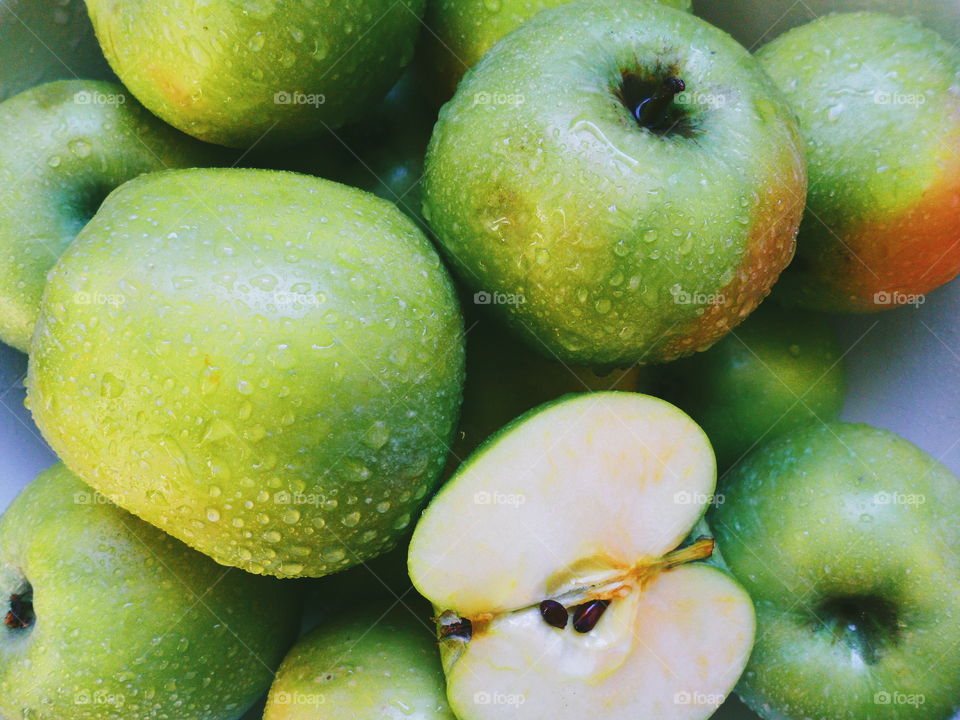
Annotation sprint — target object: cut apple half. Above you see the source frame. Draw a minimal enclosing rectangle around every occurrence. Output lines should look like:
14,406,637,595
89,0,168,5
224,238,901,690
408,392,755,720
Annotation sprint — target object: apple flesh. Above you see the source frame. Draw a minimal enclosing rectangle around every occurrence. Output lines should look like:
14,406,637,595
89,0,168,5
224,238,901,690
658,303,846,469
712,422,960,720
419,0,691,104
84,0,426,148
27,168,465,578
423,0,806,366
0,463,301,720
408,393,755,720
0,79,219,353
264,606,455,720
759,13,960,313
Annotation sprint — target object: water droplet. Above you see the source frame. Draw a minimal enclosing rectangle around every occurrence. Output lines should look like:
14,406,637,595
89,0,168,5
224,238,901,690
100,372,125,398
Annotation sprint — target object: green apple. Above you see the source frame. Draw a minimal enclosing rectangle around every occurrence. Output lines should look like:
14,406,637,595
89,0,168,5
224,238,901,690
759,13,960,313
408,392,755,720
693,0,959,49
659,303,846,469
0,79,219,353
26,168,465,579
0,0,113,101
423,0,807,367
419,0,691,104
264,606,455,720
451,311,651,466
84,0,426,148
0,463,301,720
712,422,960,720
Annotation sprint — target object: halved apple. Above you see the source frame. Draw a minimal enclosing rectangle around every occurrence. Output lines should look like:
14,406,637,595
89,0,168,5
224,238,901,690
408,392,755,720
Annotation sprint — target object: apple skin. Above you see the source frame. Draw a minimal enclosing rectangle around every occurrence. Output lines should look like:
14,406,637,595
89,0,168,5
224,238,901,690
423,0,807,367
84,0,426,148
711,422,960,720
693,0,959,50
0,463,302,720
419,0,691,105
26,168,465,579
658,303,846,469
0,79,220,354
758,13,960,313
0,0,113,102
264,606,454,720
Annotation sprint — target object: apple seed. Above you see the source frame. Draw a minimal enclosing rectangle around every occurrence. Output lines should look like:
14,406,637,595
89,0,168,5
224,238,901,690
539,599,569,629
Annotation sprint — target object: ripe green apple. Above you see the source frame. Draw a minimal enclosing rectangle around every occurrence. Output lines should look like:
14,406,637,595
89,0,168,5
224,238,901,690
0,463,301,720
423,0,807,367
264,606,455,720
712,422,960,720
419,0,691,104
450,312,652,467
759,13,960,313
409,392,755,720
659,304,846,469
26,168,465,579
0,79,219,353
84,0,426,148
0,0,113,101
693,0,959,50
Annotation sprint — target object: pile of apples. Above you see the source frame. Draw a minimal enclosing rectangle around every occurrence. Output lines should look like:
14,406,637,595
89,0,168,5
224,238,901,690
0,0,958,719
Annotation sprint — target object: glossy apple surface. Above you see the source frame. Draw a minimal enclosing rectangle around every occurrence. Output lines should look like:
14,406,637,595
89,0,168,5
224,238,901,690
424,0,806,366
760,13,960,313
84,0,426,148
0,463,301,720
0,79,218,353
419,0,691,104
712,422,960,720
27,168,465,579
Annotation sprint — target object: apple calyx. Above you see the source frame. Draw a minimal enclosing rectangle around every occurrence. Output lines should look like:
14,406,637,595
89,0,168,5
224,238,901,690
435,536,715,643
4,588,34,630
622,74,687,135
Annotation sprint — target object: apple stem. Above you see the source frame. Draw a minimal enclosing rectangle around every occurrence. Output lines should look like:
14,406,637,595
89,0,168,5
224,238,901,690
660,536,715,570
634,77,686,131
